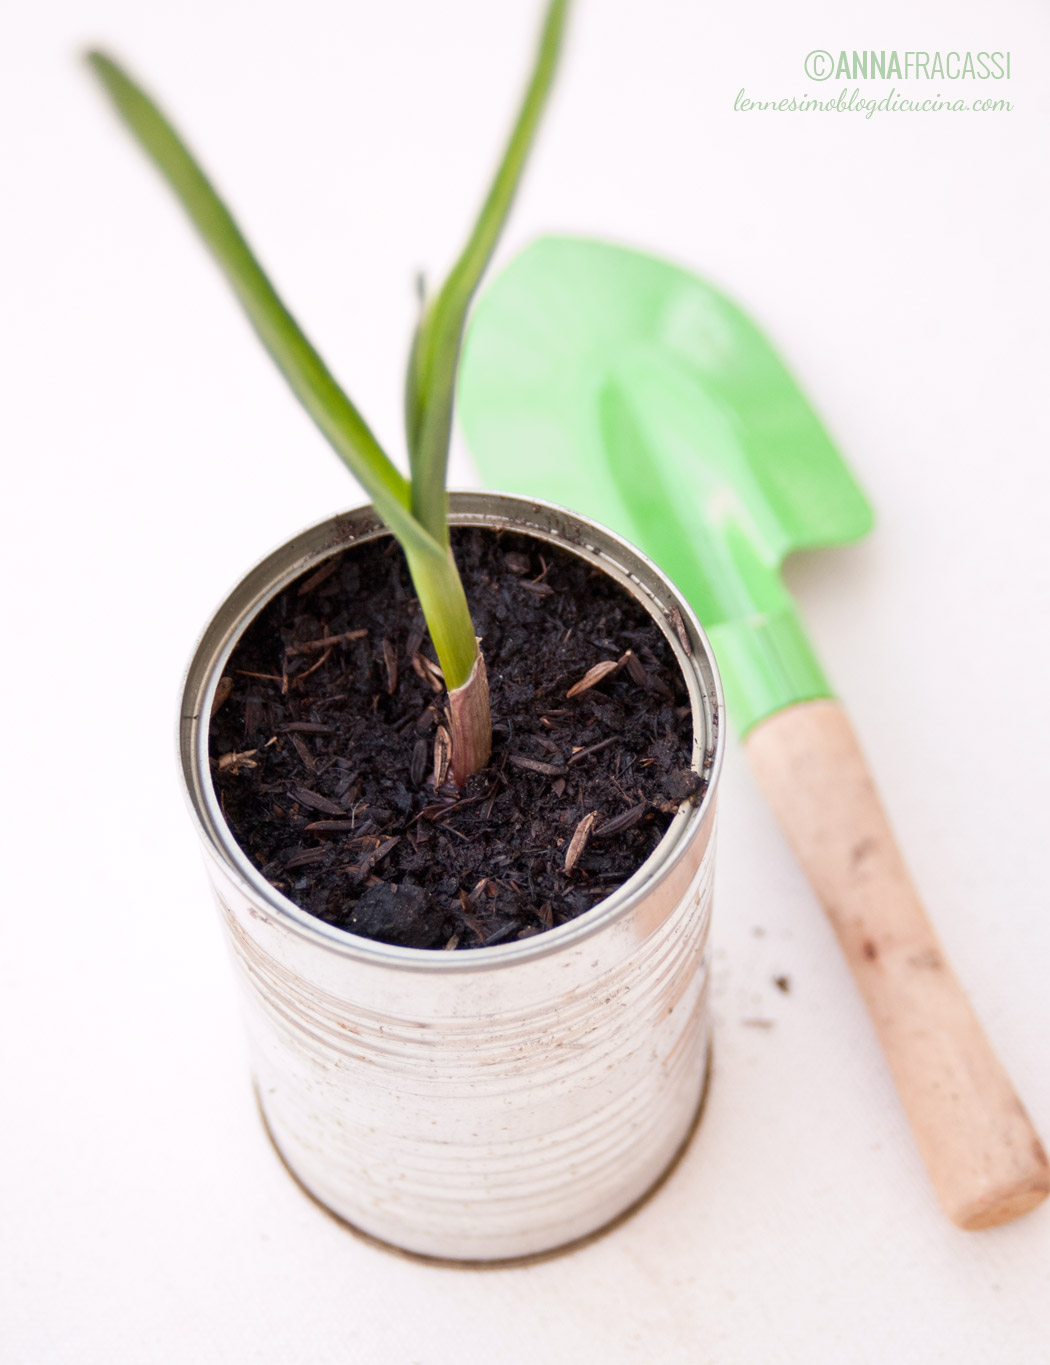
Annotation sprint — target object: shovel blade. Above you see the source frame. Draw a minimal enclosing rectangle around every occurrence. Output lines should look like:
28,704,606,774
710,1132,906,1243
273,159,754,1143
459,237,873,732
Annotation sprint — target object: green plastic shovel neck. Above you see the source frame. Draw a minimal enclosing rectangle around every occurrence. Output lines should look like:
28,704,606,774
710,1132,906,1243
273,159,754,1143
708,611,830,734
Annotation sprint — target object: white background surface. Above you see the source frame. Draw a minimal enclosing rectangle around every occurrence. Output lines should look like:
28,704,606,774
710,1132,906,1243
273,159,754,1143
3,0,1049,1360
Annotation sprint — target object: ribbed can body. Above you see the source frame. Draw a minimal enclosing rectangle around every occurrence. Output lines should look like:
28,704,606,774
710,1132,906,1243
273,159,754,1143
181,495,724,1261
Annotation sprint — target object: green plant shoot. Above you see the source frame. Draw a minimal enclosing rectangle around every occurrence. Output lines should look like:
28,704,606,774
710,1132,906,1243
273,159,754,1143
88,0,568,785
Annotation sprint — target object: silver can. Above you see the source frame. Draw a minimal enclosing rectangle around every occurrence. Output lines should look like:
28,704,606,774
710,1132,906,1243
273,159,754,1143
179,493,724,1262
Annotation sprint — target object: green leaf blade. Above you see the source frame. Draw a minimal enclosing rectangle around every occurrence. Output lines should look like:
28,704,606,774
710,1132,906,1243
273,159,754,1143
87,50,436,557
404,0,570,540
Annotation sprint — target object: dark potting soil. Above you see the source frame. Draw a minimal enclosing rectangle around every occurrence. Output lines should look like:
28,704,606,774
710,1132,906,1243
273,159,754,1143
210,527,702,950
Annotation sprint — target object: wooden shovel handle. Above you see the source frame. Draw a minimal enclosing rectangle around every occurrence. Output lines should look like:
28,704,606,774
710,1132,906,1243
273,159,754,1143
745,699,1049,1229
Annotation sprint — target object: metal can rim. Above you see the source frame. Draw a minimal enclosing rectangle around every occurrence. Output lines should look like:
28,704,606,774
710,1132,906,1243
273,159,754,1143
178,491,725,974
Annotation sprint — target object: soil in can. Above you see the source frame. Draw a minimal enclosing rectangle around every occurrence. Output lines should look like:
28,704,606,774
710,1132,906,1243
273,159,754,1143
209,527,701,950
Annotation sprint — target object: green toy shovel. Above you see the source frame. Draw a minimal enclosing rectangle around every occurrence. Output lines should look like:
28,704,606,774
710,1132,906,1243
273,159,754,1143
458,236,1048,1229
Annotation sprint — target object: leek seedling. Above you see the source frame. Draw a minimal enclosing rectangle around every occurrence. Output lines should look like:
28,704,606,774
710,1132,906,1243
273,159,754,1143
88,0,568,785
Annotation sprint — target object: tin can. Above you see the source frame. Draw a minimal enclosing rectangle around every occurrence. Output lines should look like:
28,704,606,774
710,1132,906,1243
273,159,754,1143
179,493,724,1261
